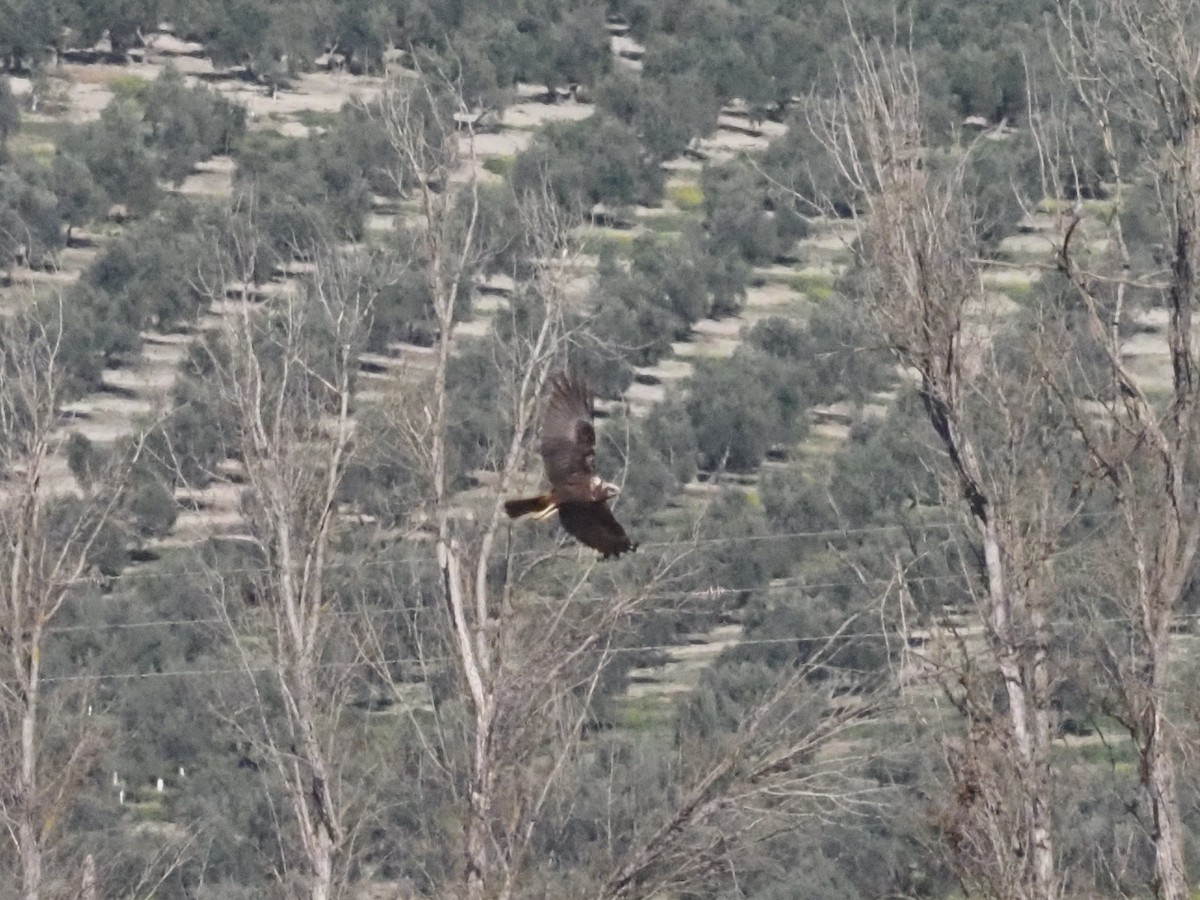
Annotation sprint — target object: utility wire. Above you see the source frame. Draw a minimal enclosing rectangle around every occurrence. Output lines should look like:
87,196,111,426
56,519,963,588
40,634,893,685
43,608,1195,685
47,572,974,635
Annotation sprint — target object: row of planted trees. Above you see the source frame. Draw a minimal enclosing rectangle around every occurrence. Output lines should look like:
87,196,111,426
10,0,1200,894
799,0,1200,896
0,72,884,899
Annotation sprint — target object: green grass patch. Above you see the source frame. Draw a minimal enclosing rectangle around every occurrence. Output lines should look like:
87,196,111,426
1038,196,1116,219
291,109,340,129
7,117,75,162
614,694,676,732
6,135,56,163
1070,737,1137,768
232,127,295,160
768,270,835,300
18,117,75,145
997,279,1035,303
667,181,704,211
579,229,636,256
642,211,693,234
130,798,166,820
829,248,855,268
993,278,1041,307
1142,386,1174,408
482,155,516,177
108,74,149,103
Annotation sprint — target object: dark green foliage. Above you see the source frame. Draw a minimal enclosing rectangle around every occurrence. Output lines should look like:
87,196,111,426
333,0,396,73
680,659,776,737
0,0,59,69
125,475,178,538
368,265,438,350
513,115,664,210
152,373,227,487
642,394,698,487
233,112,373,261
79,197,222,330
51,197,222,388
825,401,936,527
404,0,611,104
0,75,20,145
56,283,136,388
693,488,786,587
522,3,611,93
701,160,808,265
65,431,98,488
39,494,127,575
686,351,809,473
619,0,1053,123
766,112,855,216
635,0,760,105
194,0,322,83
597,68,719,161
598,412,675,520
52,151,108,241
318,99,392,195
0,161,61,268
578,248,684,393
368,221,474,351
142,65,246,183
53,70,241,222
64,0,159,56
61,101,159,215
415,18,520,110
957,135,1041,247
578,233,748,392
745,304,891,407
446,339,505,484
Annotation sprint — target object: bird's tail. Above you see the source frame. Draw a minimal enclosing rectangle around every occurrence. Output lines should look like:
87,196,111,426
504,494,556,519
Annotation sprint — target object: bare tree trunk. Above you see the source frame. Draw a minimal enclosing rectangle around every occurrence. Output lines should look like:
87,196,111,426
194,240,378,899
1051,3,1200,893
0,304,145,898
18,637,40,900
80,853,96,900
375,72,682,898
391,82,496,897
807,39,1063,898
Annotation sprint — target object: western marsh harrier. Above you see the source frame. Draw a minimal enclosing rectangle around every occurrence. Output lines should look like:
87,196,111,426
504,372,636,559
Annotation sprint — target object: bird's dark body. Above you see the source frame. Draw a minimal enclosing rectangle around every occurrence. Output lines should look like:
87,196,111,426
503,372,636,558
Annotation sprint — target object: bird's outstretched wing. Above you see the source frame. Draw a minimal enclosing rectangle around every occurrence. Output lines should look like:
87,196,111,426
557,500,636,558
540,371,595,487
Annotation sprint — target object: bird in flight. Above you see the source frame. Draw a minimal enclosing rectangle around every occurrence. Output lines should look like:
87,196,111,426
504,371,636,559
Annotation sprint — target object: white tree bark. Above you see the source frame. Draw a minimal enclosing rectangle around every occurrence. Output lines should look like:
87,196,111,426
809,40,1061,898
200,245,376,899
0,307,145,898
1053,3,1200,893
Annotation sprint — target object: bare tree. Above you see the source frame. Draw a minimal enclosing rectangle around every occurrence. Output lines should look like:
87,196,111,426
186,240,383,900
1043,2,1200,895
598,633,886,899
806,37,1080,899
0,302,145,899
373,70,636,899
365,68,897,900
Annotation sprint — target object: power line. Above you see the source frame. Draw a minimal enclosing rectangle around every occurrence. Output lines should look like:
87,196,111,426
38,633,888,685
46,572,975,636
57,519,962,588
45,602,1200,686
